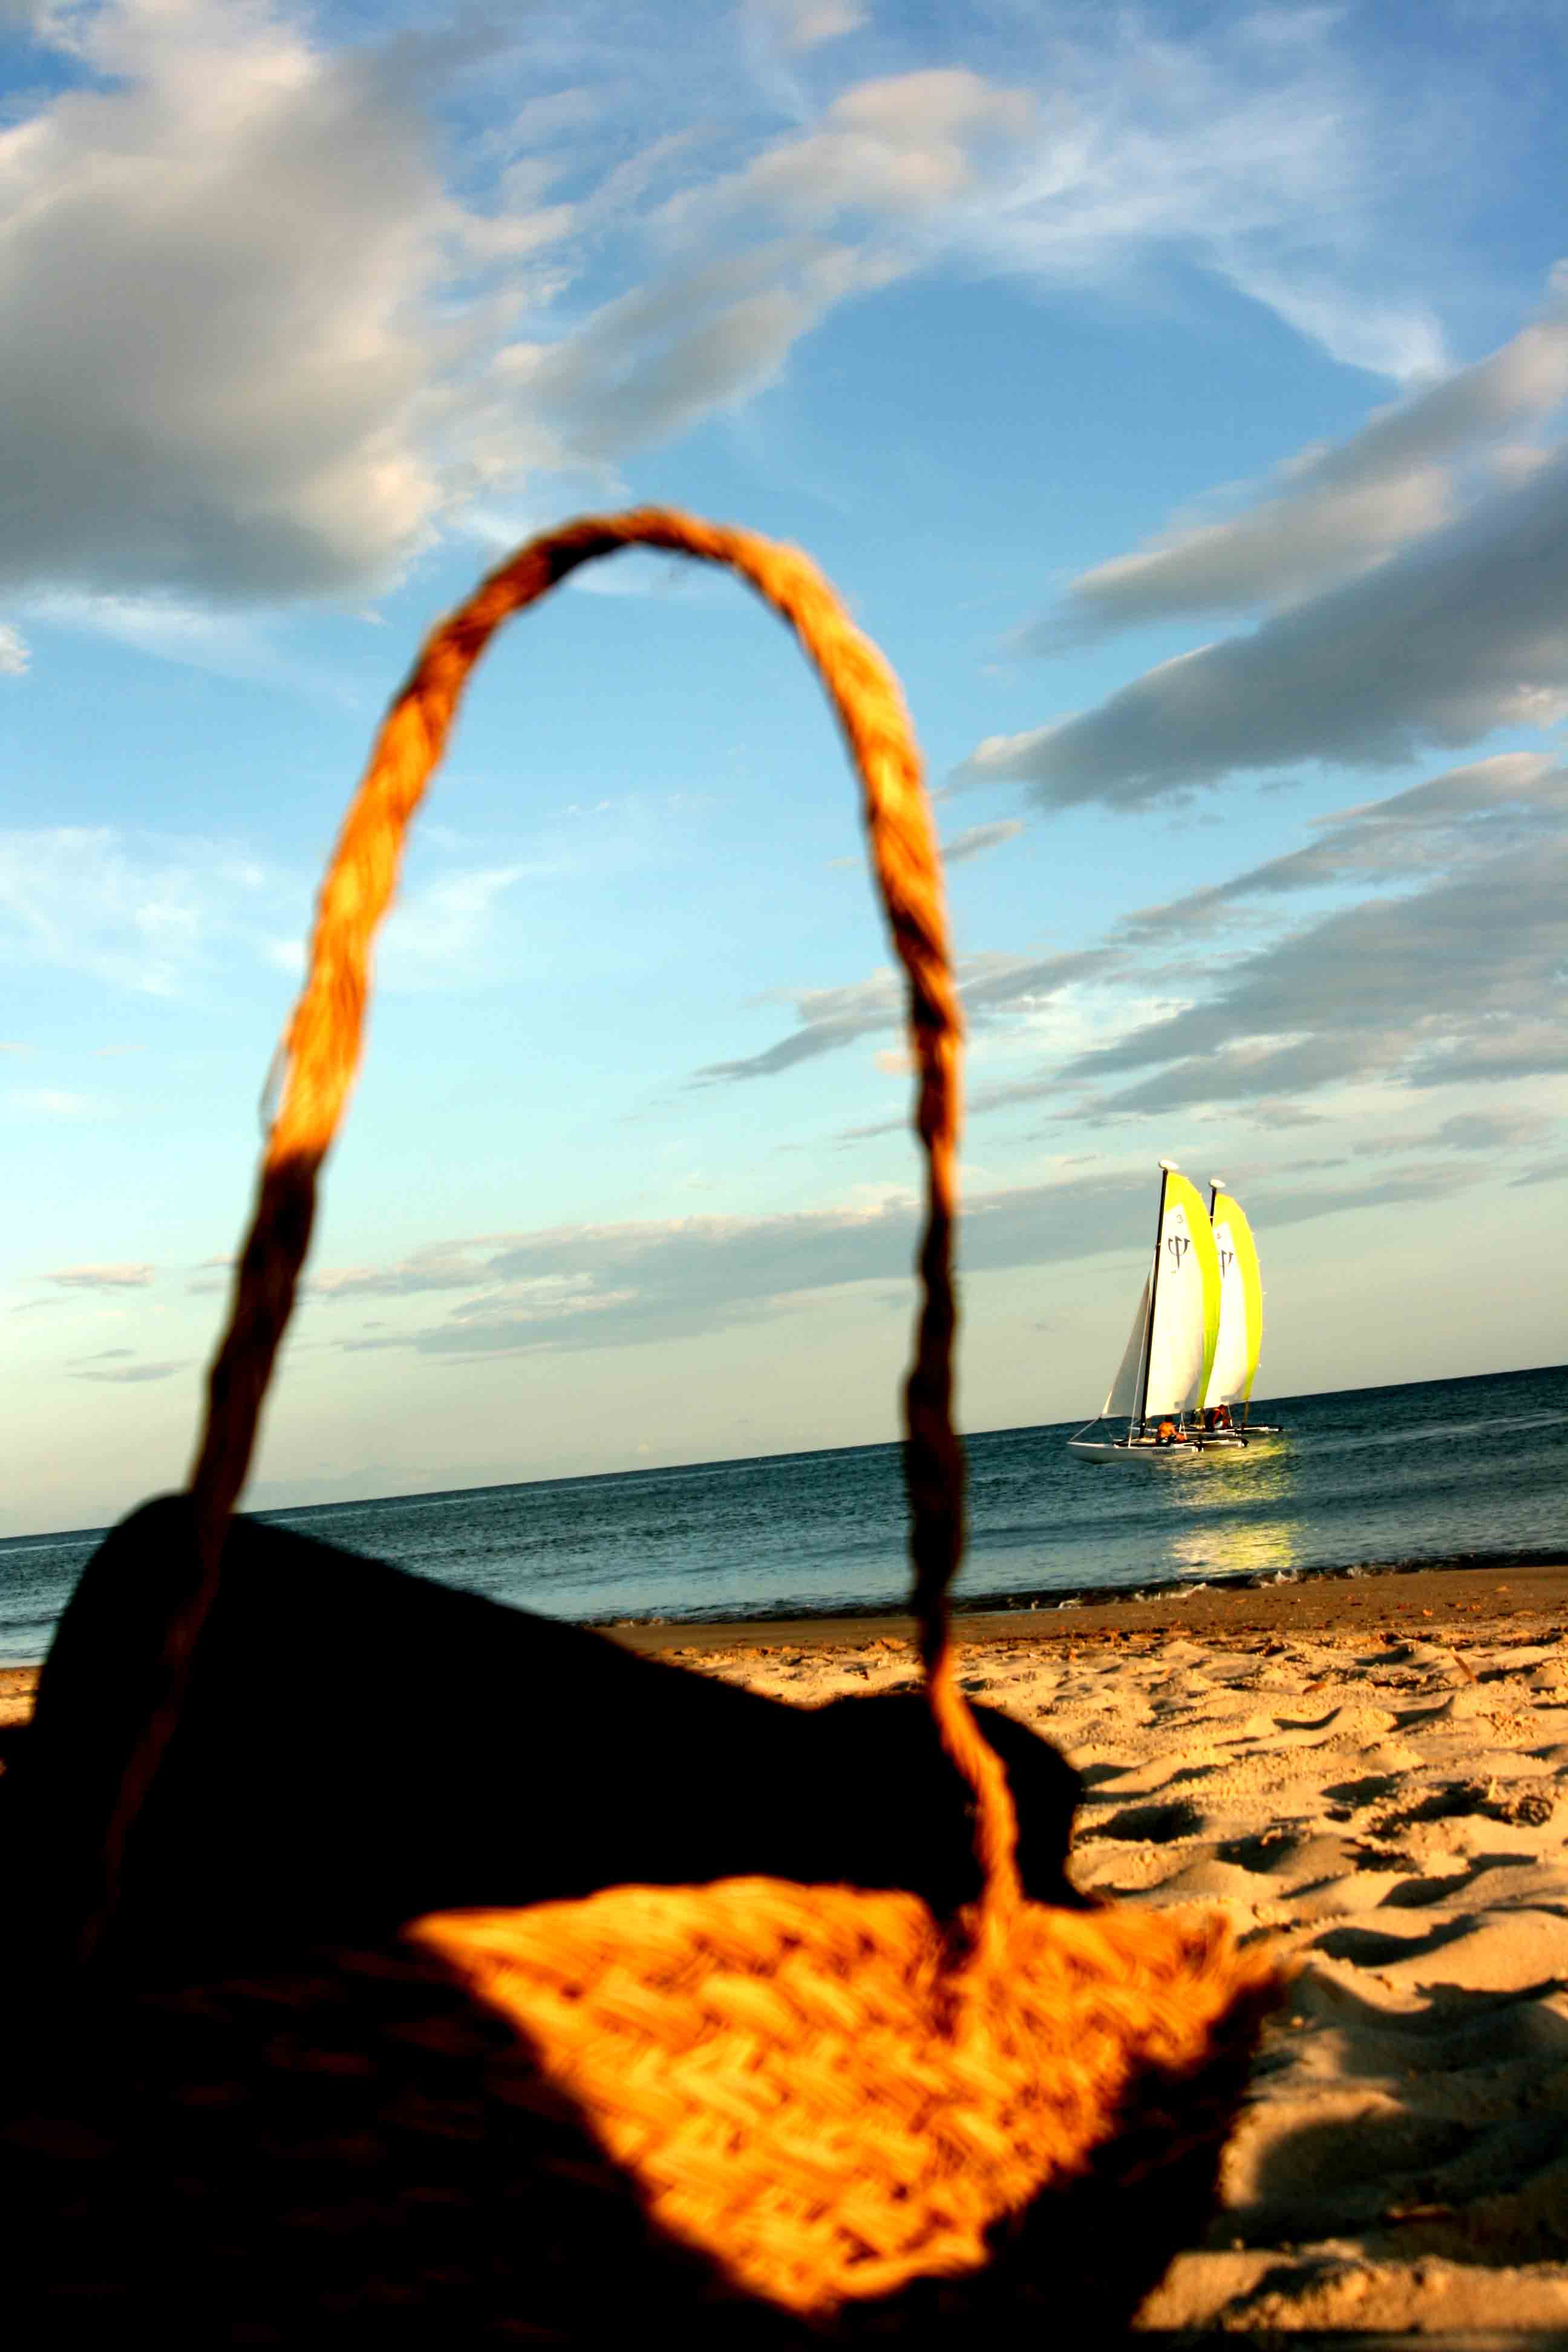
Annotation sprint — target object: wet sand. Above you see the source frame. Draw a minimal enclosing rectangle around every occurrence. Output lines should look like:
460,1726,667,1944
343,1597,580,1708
616,1555,1568,1656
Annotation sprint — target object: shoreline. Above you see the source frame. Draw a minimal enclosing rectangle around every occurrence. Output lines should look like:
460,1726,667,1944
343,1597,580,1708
612,1555,1568,1658
2,1556,1566,1689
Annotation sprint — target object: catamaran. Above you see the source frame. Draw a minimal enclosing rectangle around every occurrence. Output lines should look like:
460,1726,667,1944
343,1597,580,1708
1067,1163,1278,1462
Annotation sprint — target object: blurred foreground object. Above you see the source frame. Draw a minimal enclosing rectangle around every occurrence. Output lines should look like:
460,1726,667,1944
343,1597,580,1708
1,511,1281,2339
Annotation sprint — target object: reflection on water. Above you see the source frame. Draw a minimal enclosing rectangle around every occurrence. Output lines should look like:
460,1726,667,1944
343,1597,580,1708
2,1367,1563,1655
1164,1443,1301,1580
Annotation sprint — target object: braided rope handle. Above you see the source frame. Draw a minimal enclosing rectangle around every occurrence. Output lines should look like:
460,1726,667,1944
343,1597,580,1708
92,510,1022,1958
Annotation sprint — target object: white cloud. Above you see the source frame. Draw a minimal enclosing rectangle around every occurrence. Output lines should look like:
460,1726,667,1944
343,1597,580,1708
663,68,1033,234
1293,267,1568,486
1215,262,1445,388
942,818,1025,866
496,240,898,466
306,1140,1526,1361
0,2,1483,622
964,442,1568,809
312,1181,1113,1354
1116,754,1565,940
0,0,566,603
2,823,546,1001
1351,1108,1555,1158
0,622,28,674
20,588,338,689
268,858,540,991
830,759,1567,1144
1511,1152,1568,1190
72,1358,186,1382
1056,760,1568,1114
44,1262,154,1289
693,968,901,1082
742,0,866,56
747,0,869,57
1036,266,1568,644
952,11,1448,384
691,946,1111,1083
7,1087,96,1113
0,825,278,995
1047,472,1454,643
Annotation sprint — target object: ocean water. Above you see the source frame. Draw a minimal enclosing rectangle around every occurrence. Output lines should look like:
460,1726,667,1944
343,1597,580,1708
2,1365,1564,1665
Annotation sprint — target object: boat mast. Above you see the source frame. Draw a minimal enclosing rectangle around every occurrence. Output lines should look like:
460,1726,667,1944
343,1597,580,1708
1134,1160,1174,1437
1208,1174,1224,1431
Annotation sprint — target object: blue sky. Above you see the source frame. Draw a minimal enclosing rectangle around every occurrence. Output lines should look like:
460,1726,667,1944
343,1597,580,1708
3,0,1566,1536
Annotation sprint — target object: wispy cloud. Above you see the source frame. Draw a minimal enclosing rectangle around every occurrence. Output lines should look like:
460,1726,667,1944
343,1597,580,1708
1039,473,1453,648
305,1148,1508,1362
964,436,1568,809
1025,264,1568,648
44,1263,154,1290
71,1359,187,1383
1114,754,1565,942
953,10,1449,385
313,1181,1127,1355
0,1,1468,623
1054,760,1568,1116
7,1087,97,1114
1349,1108,1555,1158
942,818,1024,866
691,947,1109,1085
0,622,28,675
743,0,866,55
266,857,543,992
1511,1152,1568,1189
19,588,348,692
2,823,550,1000
819,757,1568,1141
0,826,279,996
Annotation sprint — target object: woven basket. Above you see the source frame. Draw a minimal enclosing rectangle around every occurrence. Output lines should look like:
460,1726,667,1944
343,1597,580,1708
2,511,1281,2339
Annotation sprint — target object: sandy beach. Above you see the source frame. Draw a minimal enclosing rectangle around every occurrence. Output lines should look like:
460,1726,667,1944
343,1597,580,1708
636,1562,1568,2341
5,1558,1567,2341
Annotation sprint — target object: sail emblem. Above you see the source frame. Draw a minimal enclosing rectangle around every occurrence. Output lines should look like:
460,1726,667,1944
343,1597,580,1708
1166,1232,1190,1270
1218,1247,1234,1276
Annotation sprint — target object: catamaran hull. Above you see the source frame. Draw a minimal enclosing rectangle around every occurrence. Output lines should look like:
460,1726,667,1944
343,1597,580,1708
1067,1430,1281,1463
1068,1438,1203,1463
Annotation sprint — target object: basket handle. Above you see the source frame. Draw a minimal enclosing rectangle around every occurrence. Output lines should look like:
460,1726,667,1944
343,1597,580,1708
91,510,1022,1958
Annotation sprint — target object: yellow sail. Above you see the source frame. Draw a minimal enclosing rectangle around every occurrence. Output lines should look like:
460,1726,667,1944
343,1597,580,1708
1207,1191,1263,1404
1142,1169,1221,1419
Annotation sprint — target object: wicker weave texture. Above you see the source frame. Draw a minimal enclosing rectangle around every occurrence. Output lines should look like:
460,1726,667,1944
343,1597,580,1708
416,1882,1281,2317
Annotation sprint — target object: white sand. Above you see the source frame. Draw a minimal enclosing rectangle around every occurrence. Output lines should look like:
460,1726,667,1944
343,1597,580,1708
679,1620,1568,2338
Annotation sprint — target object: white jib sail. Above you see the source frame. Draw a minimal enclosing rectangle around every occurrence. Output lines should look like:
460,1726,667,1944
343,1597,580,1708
1143,1186,1218,1417
1103,1275,1151,1417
